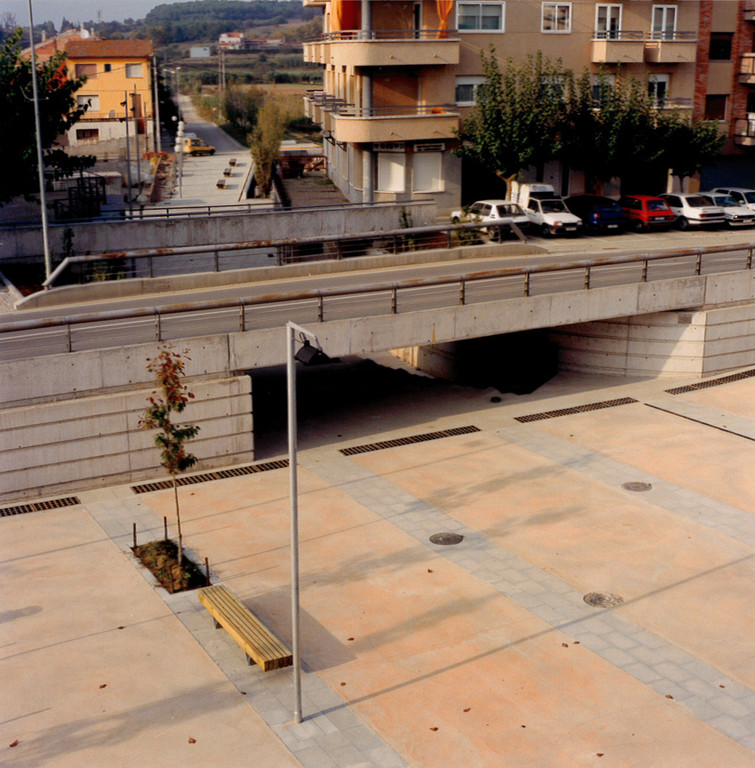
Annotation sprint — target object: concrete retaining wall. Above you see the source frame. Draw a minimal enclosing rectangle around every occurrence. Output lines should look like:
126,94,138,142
550,302,755,377
0,374,253,502
0,202,436,261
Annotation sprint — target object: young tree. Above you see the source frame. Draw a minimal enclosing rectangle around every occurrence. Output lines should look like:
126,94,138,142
138,346,200,566
660,115,725,186
0,29,89,203
454,48,568,199
248,99,286,196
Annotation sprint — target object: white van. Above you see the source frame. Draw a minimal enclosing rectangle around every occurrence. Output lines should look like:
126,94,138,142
511,183,582,236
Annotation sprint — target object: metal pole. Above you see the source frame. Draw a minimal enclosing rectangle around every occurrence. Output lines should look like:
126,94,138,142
133,86,142,199
123,92,133,215
152,56,161,154
27,0,52,282
286,321,303,724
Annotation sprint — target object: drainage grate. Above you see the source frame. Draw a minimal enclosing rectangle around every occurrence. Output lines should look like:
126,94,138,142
665,368,755,395
339,425,481,456
0,496,81,518
130,460,289,494
515,398,638,423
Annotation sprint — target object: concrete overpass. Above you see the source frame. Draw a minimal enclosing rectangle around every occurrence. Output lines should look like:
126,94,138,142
2,241,754,502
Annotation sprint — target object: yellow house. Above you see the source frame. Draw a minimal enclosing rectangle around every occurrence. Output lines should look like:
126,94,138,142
62,39,155,152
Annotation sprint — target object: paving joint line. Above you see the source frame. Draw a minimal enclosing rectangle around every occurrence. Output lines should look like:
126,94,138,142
304,454,755,751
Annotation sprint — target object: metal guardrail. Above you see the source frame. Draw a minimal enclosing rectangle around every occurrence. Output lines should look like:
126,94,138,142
40,221,505,288
2,243,752,362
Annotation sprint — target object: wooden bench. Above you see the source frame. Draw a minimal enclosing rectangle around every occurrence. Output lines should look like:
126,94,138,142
223,167,233,177
228,157,237,167
197,584,292,671
216,178,226,189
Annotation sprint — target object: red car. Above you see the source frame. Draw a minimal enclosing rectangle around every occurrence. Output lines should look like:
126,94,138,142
619,195,676,232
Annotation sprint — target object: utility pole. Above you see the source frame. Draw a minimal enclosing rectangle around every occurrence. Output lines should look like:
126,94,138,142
152,55,161,153
132,85,142,197
122,92,133,215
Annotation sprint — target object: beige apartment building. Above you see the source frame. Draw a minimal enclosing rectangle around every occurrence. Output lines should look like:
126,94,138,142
303,0,755,213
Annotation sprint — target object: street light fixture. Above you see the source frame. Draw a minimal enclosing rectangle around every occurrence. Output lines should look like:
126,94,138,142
286,321,330,724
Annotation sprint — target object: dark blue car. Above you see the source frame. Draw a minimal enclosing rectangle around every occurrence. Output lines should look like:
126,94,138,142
565,195,625,233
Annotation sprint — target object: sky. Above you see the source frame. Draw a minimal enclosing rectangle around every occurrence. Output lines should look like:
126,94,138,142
1,0,233,30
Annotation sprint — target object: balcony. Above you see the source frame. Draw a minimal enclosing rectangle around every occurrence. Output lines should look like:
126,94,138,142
734,117,755,147
328,103,459,144
745,0,755,22
644,31,698,64
740,53,755,85
304,29,460,68
591,30,645,64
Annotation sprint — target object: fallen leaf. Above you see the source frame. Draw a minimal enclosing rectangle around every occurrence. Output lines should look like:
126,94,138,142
463,707,471,712
340,682,346,686
9,740,19,748
188,737,196,744
562,643,569,648
521,725,526,728
573,641,580,644
427,569,433,573
430,727,438,732
99,684,107,689
117,626,125,630
240,691,246,695
347,637,354,641
665,695,674,699
719,685,725,689
597,753,604,758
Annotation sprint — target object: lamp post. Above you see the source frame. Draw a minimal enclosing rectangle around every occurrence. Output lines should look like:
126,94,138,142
286,321,329,724
27,0,51,282
172,116,184,198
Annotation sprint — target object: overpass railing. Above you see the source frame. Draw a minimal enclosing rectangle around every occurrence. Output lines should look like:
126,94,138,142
41,221,515,288
2,243,752,362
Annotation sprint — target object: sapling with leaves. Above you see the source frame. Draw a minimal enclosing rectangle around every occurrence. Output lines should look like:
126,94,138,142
138,345,200,566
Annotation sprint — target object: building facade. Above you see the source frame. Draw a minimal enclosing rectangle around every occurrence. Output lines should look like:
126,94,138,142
303,0,754,213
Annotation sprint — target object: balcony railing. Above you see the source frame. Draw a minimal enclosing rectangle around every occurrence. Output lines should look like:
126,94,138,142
318,28,458,41
745,0,755,22
740,53,755,84
649,30,697,42
592,29,643,41
591,29,696,64
332,103,456,118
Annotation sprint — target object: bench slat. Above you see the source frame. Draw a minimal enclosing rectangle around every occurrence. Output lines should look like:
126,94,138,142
198,585,292,671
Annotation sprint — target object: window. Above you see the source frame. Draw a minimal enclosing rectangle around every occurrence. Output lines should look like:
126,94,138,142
74,63,97,78
592,73,615,101
125,63,144,78
413,151,443,192
705,94,727,121
377,153,406,192
457,2,505,32
76,128,99,141
76,94,100,111
647,74,669,106
103,63,112,72
455,76,485,105
709,33,733,61
651,5,677,41
595,4,622,39
542,3,572,33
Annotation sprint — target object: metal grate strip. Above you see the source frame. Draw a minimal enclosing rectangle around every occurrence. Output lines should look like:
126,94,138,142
340,425,481,456
0,496,81,518
665,368,755,395
515,397,638,423
131,460,289,494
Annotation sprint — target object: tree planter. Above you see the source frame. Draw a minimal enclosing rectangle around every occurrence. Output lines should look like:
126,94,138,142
132,539,207,593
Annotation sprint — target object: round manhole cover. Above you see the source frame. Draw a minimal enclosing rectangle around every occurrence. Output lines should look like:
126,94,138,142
583,592,624,608
429,532,464,546
622,481,653,492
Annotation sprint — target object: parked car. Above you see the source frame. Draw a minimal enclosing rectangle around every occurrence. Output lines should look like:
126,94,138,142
700,191,755,228
450,199,530,240
658,193,725,229
619,195,676,232
565,195,625,233
182,136,215,155
711,187,755,211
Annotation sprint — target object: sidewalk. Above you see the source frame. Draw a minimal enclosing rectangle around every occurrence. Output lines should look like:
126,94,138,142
2,368,754,766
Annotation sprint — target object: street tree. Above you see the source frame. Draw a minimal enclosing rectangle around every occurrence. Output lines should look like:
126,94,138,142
454,48,568,199
660,114,725,185
0,28,89,203
138,345,200,567
248,99,286,196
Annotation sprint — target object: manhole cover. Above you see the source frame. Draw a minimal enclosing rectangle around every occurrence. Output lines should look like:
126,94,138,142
583,592,624,608
429,532,464,546
621,481,653,492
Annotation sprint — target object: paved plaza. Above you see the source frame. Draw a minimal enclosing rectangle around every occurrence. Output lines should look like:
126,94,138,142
2,365,754,767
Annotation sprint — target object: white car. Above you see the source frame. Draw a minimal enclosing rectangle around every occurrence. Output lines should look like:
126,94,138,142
700,191,755,228
658,193,725,229
711,187,755,212
450,199,530,240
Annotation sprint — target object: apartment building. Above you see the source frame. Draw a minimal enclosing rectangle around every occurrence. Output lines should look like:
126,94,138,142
303,1,754,213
